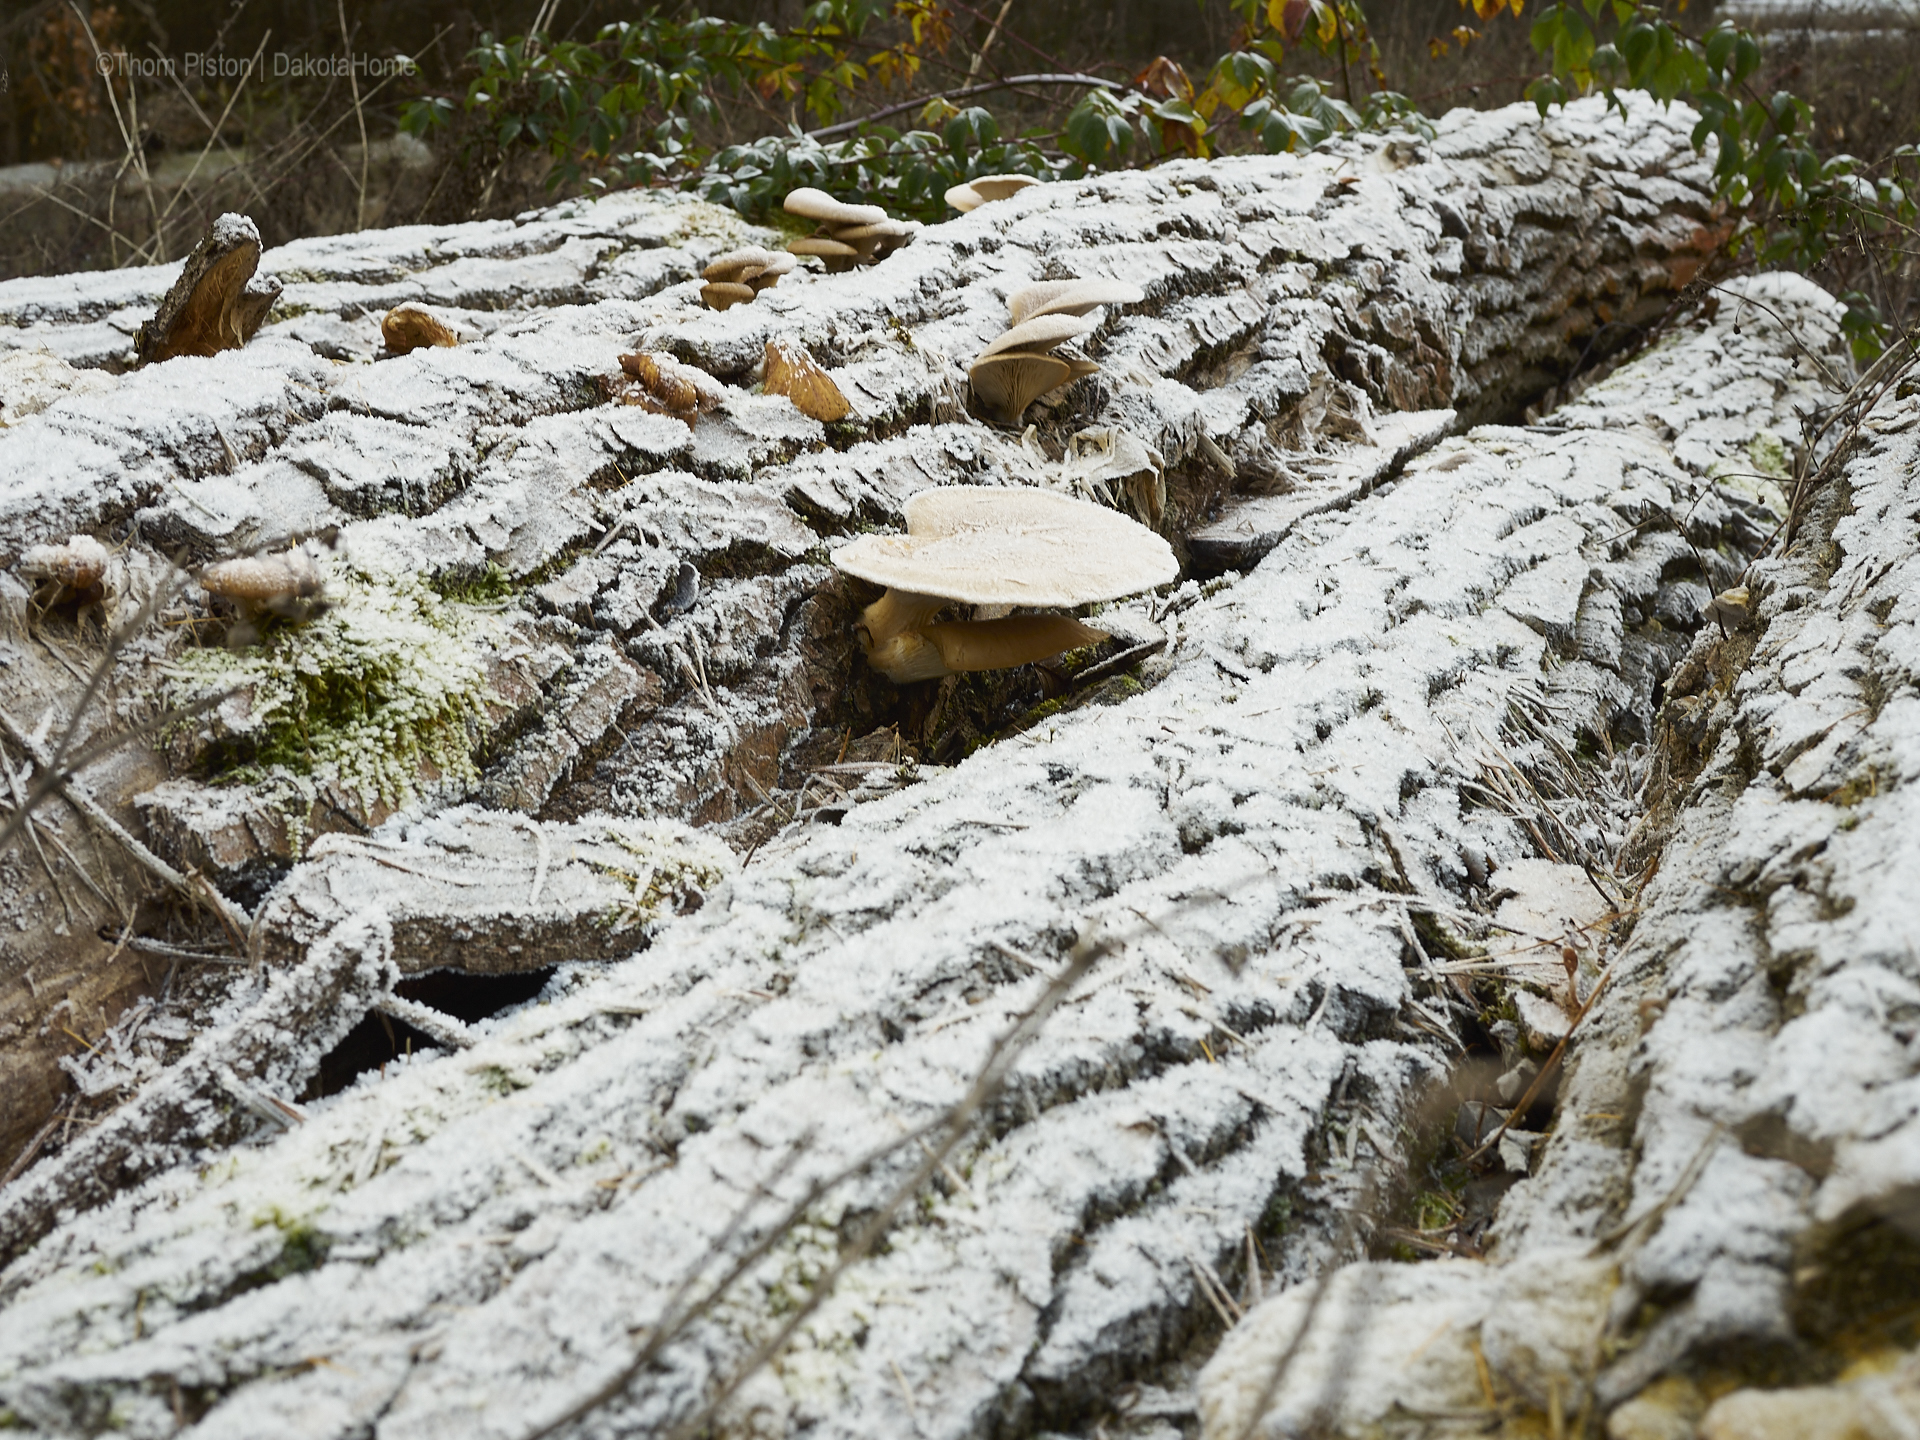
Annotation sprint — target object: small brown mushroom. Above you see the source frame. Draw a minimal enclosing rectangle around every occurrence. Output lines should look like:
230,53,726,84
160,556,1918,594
749,253,798,291
200,547,327,643
703,246,782,284
832,486,1177,684
700,281,757,312
382,305,459,355
19,534,113,619
764,340,851,423
968,352,1073,427
787,235,862,274
1007,278,1146,327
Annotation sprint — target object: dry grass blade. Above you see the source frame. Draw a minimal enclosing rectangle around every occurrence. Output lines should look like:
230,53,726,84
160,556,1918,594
1457,961,1616,1168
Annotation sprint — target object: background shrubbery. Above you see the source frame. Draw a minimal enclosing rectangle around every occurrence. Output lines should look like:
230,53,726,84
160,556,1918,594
0,0,1914,349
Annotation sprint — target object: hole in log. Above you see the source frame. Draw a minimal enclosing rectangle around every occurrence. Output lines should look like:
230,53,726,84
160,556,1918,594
303,967,556,1100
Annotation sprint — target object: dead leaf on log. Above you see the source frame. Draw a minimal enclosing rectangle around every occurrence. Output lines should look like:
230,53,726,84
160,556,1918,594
763,339,851,422
381,305,460,355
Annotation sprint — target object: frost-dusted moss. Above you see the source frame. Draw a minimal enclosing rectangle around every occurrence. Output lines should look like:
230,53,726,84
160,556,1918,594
169,560,505,810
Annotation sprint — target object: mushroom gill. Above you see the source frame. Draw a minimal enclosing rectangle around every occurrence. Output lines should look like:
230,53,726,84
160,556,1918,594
968,352,1072,427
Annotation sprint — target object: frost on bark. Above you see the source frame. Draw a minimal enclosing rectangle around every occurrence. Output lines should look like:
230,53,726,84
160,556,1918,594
1201,311,1920,1440
0,97,1864,1440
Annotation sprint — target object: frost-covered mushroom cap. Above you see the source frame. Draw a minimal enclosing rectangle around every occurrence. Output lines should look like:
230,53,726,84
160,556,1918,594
703,246,783,282
783,187,888,228
833,487,1178,606
970,174,1040,202
977,311,1098,362
1009,278,1146,326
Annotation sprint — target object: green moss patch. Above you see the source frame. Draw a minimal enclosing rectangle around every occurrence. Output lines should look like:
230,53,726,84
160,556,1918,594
169,559,508,811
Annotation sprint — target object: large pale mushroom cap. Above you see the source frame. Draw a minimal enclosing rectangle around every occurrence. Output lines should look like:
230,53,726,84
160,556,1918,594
968,351,1072,425
970,175,1040,203
833,486,1177,607
946,175,1040,212
977,311,1098,362
783,187,888,228
1008,278,1146,326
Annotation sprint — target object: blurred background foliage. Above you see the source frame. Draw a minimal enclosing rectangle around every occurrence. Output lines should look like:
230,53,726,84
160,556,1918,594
0,0,1914,351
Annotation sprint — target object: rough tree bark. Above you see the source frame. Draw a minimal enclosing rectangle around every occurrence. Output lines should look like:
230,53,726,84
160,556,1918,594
0,95,1895,1440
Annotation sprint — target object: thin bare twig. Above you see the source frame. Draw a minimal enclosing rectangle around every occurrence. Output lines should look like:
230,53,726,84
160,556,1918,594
807,72,1121,140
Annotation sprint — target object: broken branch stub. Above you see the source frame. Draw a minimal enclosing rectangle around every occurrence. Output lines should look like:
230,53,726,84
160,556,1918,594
833,486,1177,683
134,213,282,366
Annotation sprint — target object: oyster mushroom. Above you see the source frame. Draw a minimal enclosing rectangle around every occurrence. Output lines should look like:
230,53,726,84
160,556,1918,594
381,305,459,354
700,248,797,310
783,187,888,229
787,236,862,273
764,340,851,423
832,486,1178,684
783,188,916,272
1008,278,1145,326
968,312,1098,425
968,353,1074,428
945,174,1041,212
699,281,756,312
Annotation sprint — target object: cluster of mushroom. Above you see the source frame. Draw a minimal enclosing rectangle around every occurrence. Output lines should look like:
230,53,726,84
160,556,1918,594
969,278,1145,426
700,247,798,312
783,188,914,273
944,174,1039,213
609,351,727,427
832,486,1176,684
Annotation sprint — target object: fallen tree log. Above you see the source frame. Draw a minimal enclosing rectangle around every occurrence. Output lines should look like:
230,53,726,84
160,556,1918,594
0,95,1879,1440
